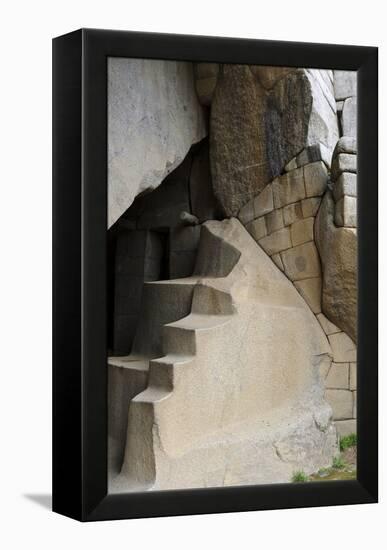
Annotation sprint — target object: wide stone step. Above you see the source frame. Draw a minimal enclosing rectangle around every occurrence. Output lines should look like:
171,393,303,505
149,354,194,390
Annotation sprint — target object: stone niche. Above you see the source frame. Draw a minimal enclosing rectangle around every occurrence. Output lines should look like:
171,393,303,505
107,139,221,355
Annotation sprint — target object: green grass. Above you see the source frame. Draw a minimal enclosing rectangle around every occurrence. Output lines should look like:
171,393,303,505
291,470,309,483
339,433,357,452
332,455,346,470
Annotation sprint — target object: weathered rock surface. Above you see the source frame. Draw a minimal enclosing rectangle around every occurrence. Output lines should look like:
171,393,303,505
111,219,337,491
108,58,207,227
333,70,357,100
342,96,357,138
315,191,357,342
210,66,338,216
210,65,269,216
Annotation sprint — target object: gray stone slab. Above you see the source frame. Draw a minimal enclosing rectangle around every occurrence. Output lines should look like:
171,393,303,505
333,70,357,100
342,97,357,138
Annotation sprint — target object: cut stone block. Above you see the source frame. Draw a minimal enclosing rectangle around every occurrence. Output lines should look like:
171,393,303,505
328,332,357,362
334,196,357,228
316,313,341,336
342,97,357,138
331,153,357,182
294,277,322,314
333,136,357,156
238,198,255,225
284,157,297,172
301,197,321,218
280,241,321,281
333,70,357,100
325,362,349,389
253,185,274,218
296,143,331,169
246,217,267,242
335,419,357,437
271,253,284,271
272,168,305,208
266,209,284,234
324,389,353,420
283,202,303,226
290,217,314,247
258,227,292,256
349,363,357,390
332,172,357,202
304,161,328,198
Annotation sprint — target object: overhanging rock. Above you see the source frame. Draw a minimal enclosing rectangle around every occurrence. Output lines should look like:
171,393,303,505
108,58,207,228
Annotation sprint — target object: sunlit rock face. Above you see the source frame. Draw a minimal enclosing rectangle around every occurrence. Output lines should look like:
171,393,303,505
108,58,207,228
210,66,338,216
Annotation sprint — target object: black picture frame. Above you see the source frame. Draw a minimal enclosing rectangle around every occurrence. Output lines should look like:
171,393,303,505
52,28,378,522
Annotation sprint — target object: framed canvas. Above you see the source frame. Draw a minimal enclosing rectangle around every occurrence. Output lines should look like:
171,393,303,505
52,28,378,522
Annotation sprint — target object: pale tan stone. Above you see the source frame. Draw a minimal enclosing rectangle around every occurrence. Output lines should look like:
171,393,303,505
331,153,357,182
304,161,328,198
294,277,322,314
246,217,267,241
325,362,349,389
253,185,274,218
349,362,357,390
271,253,284,271
114,218,338,491
258,227,292,256
332,172,357,202
238,198,255,225
324,389,353,420
280,242,321,281
272,168,305,208
328,332,356,362
301,197,321,218
266,209,284,234
284,157,298,172
335,419,357,437
334,196,357,228
316,313,341,335
283,202,303,226
290,217,314,246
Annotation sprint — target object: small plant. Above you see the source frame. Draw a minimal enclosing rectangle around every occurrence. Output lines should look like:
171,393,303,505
340,433,357,452
291,470,309,483
332,455,346,470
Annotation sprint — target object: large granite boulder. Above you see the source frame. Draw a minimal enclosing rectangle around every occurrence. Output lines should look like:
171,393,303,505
210,66,339,216
315,191,357,342
108,58,207,228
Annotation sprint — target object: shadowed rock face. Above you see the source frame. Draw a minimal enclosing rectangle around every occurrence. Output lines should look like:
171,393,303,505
210,66,338,217
264,72,312,181
315,191,357,342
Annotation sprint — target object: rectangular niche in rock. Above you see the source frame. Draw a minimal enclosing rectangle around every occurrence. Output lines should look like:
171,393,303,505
53,29,378,522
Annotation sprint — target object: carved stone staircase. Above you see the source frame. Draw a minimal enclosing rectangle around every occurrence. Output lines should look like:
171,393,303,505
109,218,338,492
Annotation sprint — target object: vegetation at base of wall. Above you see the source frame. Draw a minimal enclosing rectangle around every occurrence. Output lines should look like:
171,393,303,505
332,455,346,470
339,433,357,452
291,470,309,483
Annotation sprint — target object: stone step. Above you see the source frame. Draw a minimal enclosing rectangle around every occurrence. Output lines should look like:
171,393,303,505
148,354,194,391
163,313,231,355
131,279,197,357
108,354,149,372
